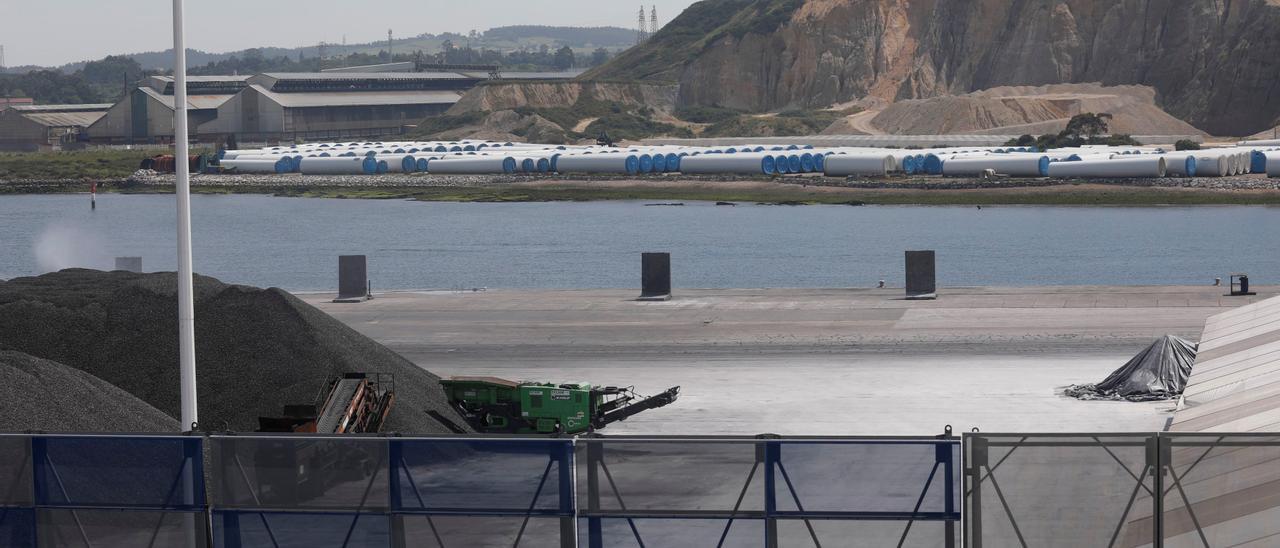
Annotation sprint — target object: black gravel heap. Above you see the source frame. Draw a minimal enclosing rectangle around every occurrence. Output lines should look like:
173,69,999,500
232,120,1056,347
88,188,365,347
0,269,468,434
0,350,178,432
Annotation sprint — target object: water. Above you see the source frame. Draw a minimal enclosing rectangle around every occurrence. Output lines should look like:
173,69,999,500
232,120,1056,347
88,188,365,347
0,194,1276,290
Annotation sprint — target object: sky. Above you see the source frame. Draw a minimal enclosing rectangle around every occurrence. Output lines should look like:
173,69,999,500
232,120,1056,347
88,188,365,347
0,0,700,67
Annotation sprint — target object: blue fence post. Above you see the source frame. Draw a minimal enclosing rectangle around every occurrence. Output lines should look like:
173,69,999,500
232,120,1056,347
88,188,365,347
25,436,40,548
183,436,205,548
221,513,241,548
215,437,242,548
764,440,779,548
938,437,956,548
29,437,45,508
586,439,602,548
558,441,575,548
184,437,203,509
389,437,405,548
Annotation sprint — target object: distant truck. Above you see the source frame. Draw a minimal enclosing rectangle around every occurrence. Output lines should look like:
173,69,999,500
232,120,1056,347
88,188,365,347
440,376,680,434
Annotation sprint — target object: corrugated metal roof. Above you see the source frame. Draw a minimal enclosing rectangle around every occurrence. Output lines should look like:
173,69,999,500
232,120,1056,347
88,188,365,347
1140,295,1280,548
321,62,415,73
10,103,113,112
1173,294,1280,432
259,72,472,81
138,87,236,110
251,84,462,108
22,110,107,127
465,70,584,80
149,75,253,83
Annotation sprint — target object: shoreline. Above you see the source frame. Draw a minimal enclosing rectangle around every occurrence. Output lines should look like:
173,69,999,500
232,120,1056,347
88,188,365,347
4,173,1280,205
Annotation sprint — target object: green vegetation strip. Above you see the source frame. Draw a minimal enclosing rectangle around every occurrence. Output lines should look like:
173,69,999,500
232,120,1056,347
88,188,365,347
0,150,151,180
0,149,218,181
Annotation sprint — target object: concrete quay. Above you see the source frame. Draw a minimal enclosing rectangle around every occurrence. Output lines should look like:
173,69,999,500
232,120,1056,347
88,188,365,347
304,286,1271,436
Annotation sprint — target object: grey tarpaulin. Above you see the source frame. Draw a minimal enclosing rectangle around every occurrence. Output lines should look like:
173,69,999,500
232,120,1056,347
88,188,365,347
1065,335,1198,401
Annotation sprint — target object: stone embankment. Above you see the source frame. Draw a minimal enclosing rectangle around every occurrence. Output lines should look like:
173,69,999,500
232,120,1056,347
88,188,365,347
124,171,1280,191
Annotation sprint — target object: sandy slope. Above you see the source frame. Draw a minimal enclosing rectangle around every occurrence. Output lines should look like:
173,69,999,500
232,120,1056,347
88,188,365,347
852,83,1206,136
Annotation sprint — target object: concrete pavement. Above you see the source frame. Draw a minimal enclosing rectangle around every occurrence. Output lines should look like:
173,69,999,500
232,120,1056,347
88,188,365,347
303,286,1270,436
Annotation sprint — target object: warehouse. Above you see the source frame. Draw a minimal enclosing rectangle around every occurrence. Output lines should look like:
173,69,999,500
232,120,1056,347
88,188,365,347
0,97,34,111
196,72,480,141
86,75,249,144
0,103,110,151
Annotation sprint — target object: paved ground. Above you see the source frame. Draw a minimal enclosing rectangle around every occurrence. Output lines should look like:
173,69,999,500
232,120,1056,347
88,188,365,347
304,286,1269,436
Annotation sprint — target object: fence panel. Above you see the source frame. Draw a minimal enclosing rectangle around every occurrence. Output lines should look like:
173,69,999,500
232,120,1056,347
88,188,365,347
208,435,576,548
773,439,958,547
209,435,389,548
1159,434,1280,548
578,437,958,548
392,438,575,548
964,433,1157,548
0,436,32,507
0,434,206,548
211,436,388,511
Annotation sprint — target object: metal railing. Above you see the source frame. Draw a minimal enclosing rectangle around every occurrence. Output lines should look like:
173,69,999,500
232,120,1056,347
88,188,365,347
10,431,1280,547
0,432,960,548
0,433,205,547
579,434,959,548
964,432,1280,548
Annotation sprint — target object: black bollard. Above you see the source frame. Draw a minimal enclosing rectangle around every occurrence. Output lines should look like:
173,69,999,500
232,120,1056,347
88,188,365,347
905,250,937,300
334,255,370,303
114,257,142,273
638,252,672,301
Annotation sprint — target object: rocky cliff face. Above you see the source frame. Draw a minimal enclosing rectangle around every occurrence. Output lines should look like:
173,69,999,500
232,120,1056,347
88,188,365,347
592,0,1280,135
448,81,678,115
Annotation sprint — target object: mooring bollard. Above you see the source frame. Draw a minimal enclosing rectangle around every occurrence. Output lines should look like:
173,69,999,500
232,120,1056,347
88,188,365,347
334,255,370,303
638,252,672,301
905,250,937,300
114,257,142,273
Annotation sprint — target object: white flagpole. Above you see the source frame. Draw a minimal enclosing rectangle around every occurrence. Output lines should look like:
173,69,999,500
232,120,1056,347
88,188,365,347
172,0,198,432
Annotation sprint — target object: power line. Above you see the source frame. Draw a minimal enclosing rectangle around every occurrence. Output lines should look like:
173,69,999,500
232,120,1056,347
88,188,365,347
637,6,649,44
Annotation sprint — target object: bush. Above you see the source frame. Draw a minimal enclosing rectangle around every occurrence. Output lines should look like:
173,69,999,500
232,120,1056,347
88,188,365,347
412,111,486,137
1175,139,1201,151
583,113,693,141
1004,134,1037,147
674,105,744,124
1089,134,1142,147
702,110,841,138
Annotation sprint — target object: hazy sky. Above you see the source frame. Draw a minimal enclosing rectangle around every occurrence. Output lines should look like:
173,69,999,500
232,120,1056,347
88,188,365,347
0,0,699,67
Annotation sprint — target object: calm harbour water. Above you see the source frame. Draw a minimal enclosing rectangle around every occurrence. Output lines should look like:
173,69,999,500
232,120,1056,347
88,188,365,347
0,194,1275,290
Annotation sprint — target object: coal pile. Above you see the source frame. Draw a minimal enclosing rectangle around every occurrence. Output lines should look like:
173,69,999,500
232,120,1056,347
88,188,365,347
1065,335,1198,402
0,350,179,432
0,269,469,433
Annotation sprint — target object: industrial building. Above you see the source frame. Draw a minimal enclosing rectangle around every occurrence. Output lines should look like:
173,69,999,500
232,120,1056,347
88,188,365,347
196,72,480,142
0,97,34,111
7,69,576,149
87,75,250,144
0,103,110,151
79,71,484,144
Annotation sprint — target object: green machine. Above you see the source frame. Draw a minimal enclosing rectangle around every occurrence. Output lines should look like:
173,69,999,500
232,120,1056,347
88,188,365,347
440,376,680,434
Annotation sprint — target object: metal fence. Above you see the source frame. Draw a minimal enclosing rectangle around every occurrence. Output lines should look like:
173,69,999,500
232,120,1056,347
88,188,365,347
11,431,1280,547
964,432,1280,548
578,436,959,548
0,432,959,548
0,434,205,547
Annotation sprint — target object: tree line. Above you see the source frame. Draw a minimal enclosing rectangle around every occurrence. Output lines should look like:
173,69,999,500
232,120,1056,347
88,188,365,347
2,46,614,106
